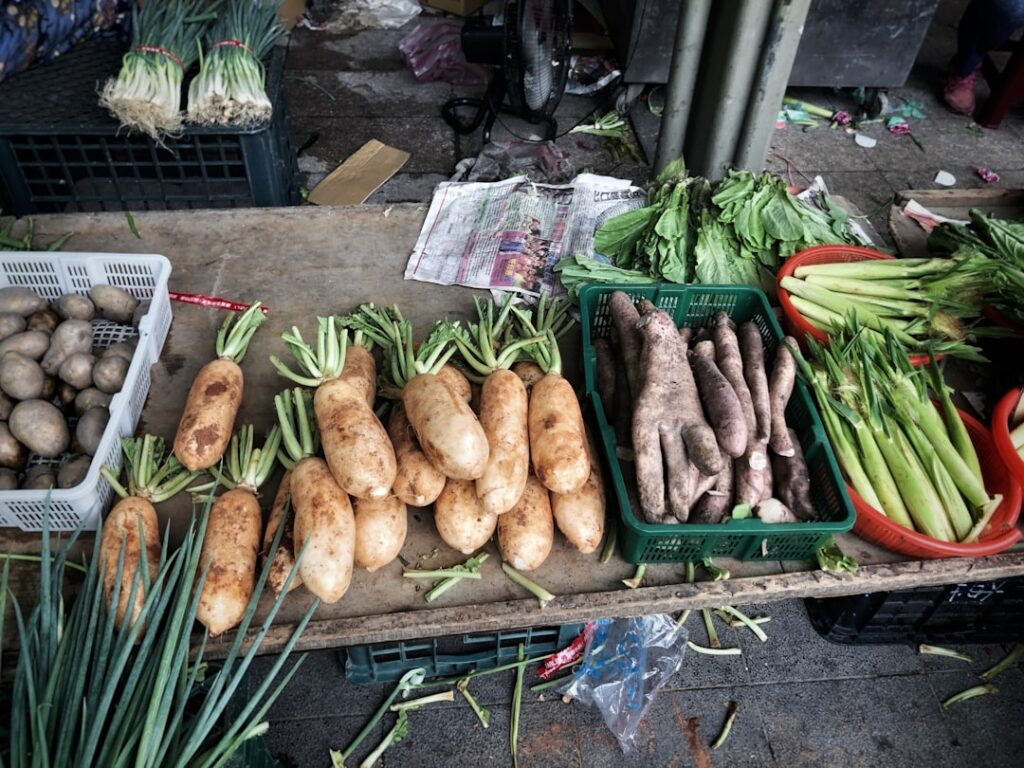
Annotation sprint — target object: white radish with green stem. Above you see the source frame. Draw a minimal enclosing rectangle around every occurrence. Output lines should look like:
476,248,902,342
271,317,397,500
454,296,542,515
100,435,200,630
174,301,266,471
514,297,590,495
276,387,356,603
195,424,280,637
350,305,490,480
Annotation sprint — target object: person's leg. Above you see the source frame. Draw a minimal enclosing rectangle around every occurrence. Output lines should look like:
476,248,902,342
953,0,1024,75
946,0,1024,114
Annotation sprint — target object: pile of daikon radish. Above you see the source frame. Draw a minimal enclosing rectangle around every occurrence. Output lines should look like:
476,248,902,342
99,297,606,639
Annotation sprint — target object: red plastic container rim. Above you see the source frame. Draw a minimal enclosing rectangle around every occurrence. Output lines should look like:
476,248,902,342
850,407,1023,558
992,387,1024,492
776,245,936,367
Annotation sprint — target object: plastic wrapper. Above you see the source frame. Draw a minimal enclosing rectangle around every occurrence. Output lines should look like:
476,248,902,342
452,140,575,184
560,615,688,753
398,20,487,86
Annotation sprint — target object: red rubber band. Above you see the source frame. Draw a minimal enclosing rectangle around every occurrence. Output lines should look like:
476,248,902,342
211,38,255,57
132,45,184,69
169,291,269,314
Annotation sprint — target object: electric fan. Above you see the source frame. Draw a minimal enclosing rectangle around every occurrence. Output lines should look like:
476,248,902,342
442,0,572,142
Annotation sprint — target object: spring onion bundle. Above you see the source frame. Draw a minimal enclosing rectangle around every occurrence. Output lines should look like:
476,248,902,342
188,0,284,125
100,0,216,139
798,328,1000,543
783,253,992,361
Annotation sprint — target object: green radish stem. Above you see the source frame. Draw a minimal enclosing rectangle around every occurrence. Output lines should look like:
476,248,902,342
942,684,997,709
270,316,348,388
502,563,556,608
216,301,266,363
711,701,740,750
980,644,1024,681
918,644,972,663
101,434,200,503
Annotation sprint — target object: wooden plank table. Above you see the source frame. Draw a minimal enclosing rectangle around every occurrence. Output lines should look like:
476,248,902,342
3,205,1023,656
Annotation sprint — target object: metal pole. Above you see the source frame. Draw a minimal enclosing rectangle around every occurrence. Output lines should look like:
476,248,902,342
653,0,713,176
685,0,774,180
734,0,812,172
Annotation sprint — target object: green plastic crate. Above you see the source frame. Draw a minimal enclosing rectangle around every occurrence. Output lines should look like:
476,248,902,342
579,283,855,563
342,624,585,684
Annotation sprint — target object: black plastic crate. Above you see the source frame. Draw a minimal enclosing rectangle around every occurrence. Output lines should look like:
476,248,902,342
0,38,299,213
342,624,585,685
805,576,1024,645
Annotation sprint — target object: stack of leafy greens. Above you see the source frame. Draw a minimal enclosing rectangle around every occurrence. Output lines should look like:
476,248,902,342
928,208,1024,327
555,159,859,299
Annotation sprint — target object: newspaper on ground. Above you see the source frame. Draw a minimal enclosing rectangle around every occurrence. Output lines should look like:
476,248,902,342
404,173,644,296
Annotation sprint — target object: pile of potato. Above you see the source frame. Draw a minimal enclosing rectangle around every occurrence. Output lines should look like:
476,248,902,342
0,284,142,491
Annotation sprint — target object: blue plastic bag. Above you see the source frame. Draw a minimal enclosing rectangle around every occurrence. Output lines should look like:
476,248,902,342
560,615,688,753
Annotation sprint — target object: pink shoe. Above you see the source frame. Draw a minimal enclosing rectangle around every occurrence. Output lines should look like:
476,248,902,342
944,69,979,116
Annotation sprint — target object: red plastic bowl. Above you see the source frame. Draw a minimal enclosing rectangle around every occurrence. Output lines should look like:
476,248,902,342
850,407,1022,559
776,245,935,367
992,387,1024,494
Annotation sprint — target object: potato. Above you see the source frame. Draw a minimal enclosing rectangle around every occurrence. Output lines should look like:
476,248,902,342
0,422,27,470
57,454,92,489
9,399,70,457
75,387,112,415
0,468,17,490
0,330,50,361
0,313,26,341
89,284,138,324
132,300,149,327
53,294,96,321
22,465,56,490
0,352,46,400
101,341,136,362
75,406,109,456
41,319,92,375
497,474,554,571
27,309,60,335
102,496,160,630
354,495,407,572
40,374,56,401
92,355,129,394
197,488,262,636
0,287,47,317
0,391,12,420
58,382,78,412
434,478,498,555
59,353,96,389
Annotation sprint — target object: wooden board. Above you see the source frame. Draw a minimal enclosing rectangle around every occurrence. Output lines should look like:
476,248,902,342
888,187,1024,258
2,206,1022,657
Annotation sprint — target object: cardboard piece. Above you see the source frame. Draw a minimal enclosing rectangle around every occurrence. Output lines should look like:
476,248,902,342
308,140,410,206
278,0,307,29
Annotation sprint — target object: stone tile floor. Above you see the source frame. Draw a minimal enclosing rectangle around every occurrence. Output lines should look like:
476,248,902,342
268,2,1024,765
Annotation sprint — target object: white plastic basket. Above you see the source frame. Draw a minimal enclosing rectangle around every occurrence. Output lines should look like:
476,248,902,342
0,252,172,531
